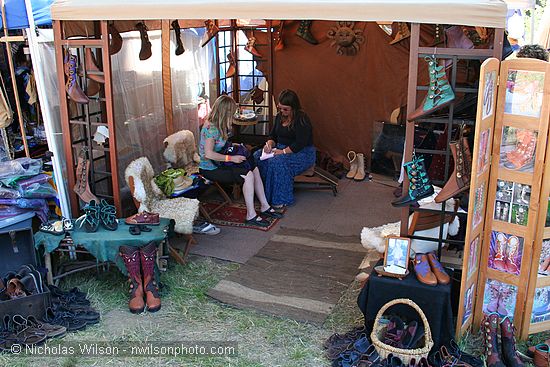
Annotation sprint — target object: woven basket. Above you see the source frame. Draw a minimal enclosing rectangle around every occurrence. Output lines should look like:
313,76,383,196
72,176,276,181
370,298,434,364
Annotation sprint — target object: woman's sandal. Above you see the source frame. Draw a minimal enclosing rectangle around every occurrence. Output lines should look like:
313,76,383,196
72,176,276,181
99,199,118,231
129,225,141,235
244,215,270,228
261,206,284,219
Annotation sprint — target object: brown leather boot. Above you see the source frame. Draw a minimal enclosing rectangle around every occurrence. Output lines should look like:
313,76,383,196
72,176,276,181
275,21,285,51
84,48,104,83
74,148,99,204
500,317,524,367
245,36,263,58
534,343,549,367
108,24,123,55
226,51,236,78
427,252,450,285
119,246,145,314
86,79,101,97
435,137,471,203
64,52,90,104
140,242,161,313
136,22,152,61
389,22,410,45
172,20,185,56
482,313,506,367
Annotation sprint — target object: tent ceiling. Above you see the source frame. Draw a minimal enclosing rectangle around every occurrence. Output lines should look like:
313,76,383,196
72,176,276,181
51,0,508,28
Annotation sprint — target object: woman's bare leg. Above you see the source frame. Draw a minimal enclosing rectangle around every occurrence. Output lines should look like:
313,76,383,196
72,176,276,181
241,172,257,220
252,167,270,212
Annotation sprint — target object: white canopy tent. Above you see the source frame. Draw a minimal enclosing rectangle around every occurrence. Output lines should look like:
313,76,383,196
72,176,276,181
51,0,507,28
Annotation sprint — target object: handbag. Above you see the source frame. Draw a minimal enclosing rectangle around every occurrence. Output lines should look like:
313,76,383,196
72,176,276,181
217,142,251,170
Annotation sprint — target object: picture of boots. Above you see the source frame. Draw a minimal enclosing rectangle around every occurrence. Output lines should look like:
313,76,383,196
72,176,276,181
531,286,550,323
501,203,509,222
483,280,518,318
296,20,318,45
538,240,550,276
497,286,513,316
505,236,521,275
486,282,501,314
389,23,410,45
489,231,523,275
136,22,152,61
392,155,434,207
119,245,145,314
492,232,507,272
140,242,161,312
346,151,358,179
500,127,537,173
64,51,90,104
172,20,185,56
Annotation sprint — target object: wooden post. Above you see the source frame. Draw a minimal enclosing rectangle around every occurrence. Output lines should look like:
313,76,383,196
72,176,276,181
1,0,30,157
161,20,174,135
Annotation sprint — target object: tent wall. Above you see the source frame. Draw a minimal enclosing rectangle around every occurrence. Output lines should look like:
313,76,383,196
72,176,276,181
0,0,53,30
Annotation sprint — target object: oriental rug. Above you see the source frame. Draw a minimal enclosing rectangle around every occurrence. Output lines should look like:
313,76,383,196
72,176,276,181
201,201,283,232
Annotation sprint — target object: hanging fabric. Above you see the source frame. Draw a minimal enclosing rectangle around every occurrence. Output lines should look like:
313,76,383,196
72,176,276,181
0,71,13,129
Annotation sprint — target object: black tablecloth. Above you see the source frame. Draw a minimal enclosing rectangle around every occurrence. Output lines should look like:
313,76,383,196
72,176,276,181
357,260,454,350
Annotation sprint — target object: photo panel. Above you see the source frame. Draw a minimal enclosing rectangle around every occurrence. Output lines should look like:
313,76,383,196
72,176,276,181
494,180,531,226
477,129,491,175
499,127,538,173
504,69,545,118
488,231,524,276
546,198,550,227
539,239,550,277
467,236,480,279
473,183,485,229
531,285,550,324
482,70,497,120
482,279,518,319
462,283,475,326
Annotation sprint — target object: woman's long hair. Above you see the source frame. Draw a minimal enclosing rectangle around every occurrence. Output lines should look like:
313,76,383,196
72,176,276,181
208,95,237,140
278,89,304,129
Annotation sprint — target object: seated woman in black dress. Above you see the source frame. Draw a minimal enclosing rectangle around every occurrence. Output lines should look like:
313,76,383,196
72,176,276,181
254,89,316,208
198,95,282,228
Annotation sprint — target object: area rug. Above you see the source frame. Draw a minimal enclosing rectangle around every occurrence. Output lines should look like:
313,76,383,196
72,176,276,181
201,201,282,231
207,227,369,325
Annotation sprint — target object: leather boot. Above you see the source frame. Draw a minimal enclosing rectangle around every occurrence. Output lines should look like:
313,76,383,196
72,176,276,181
296,20,318,45
136,22,152,61
226,51,236,78
505,236,520,275
429,24,444,47
245,36,263,58
346,151,358,179
275,21,285,51
354,153,366,181
493,232,507,272
412,254,437,286
389,23,410,45
408,56,455,120
86,79,101,97
435,137,471,203
119,246,145,314
392,155,434,207
483,313,506,367
534,344,550,367
140,242,161,312
172,20,185,56
500,317,524,367
64,52,90,104
84,48,104,83
427,252,450,285
108,24,123,55
201,19,219,47
74,148,99,204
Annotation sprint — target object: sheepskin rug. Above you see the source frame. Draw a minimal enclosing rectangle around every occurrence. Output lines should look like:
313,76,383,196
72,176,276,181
163,130,201,173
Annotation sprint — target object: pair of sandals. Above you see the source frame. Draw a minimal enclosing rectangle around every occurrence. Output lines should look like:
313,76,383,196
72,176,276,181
39,218,73,235
245,206,284,228
193,221,220,235
129,224,152,235
76,199,118,232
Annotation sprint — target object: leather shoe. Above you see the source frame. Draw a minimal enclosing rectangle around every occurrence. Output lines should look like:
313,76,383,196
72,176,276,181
427,252,450,285
413,254,437,286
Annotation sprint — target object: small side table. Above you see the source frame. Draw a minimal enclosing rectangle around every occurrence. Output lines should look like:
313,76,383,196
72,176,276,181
357,260,454,350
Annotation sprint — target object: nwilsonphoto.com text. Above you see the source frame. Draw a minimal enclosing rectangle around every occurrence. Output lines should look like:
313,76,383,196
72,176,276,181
9,341,238,357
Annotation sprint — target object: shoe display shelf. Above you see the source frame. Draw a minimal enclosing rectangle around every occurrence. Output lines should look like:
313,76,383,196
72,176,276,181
456,57,550,339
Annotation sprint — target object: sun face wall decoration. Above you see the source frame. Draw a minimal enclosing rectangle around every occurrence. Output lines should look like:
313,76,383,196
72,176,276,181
327,21,365,56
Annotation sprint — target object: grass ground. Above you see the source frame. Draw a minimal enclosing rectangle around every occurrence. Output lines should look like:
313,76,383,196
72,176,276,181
0,256,547,367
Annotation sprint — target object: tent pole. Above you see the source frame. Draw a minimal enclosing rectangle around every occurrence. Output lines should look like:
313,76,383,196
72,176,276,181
1,0,30,157
161,19,174,135
23,0,71,217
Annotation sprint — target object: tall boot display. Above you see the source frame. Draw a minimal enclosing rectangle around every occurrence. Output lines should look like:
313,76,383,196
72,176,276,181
483,313,506,367
346,151,358,179
500,317,525,367
108,24,123,55
172,20,185,56
392,154,434,207
353,153,366,181
296,20,318,45
140,242,161,312
64,52,90,104
136,22,152,61
119,246,145,314
389,23,410,45
74,148,99,204
408,56,455,120
435,136,471,202
84,48,105,83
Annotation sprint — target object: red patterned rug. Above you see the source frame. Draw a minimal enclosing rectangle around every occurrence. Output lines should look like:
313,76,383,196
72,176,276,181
201,202,283,231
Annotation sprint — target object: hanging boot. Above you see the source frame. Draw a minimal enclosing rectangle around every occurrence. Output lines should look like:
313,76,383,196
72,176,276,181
226,51,236,78
354,153,366,181
136,22,152,61
108,24,123,55
486,282,501,314
435,137,471,202
296,20,318,45
140,242,161,312
500,317,525,367
389,23,410,45
86,79,101,97
201,19,219,47
275,21,285,51
172,20,185,56
408,56,455,120
119,246,145,314
505,236,521,275
84,48,104,83
346,151,358,179
392,155,434,207
64,52,90,104
429,24,444,47
482,313,506,367
245,35,263,58
74,148,99,204
493,233,508,272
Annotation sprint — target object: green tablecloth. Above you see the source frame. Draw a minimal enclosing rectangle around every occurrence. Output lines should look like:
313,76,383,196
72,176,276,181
34,218,173,273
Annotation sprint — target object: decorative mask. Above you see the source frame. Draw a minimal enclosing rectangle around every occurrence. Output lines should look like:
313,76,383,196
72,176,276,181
327,21,365,56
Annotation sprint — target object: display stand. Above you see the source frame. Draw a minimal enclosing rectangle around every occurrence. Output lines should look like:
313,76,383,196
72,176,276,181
459,58,550,338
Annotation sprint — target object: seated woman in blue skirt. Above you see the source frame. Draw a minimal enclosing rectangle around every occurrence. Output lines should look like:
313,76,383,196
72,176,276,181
254,89,316,208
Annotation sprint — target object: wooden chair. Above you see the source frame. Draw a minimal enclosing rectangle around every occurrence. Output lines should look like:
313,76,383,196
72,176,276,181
124,157,200,264
294,165,339,196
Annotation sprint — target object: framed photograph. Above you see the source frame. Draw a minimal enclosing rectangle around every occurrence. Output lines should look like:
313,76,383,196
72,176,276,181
473,183,485,229
504,69,545,118
477,129,491,175
539,239,550,277
384,236,411,274
499,127,537,173
531,286,550,323
462,283,475,326
488,231,524,276
467,236,480,279
494,180,530,226
483,279,518,319
482,71,496,119
546,198,550,227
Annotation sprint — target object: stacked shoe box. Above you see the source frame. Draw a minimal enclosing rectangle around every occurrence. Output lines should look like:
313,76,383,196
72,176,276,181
0,218,51,318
